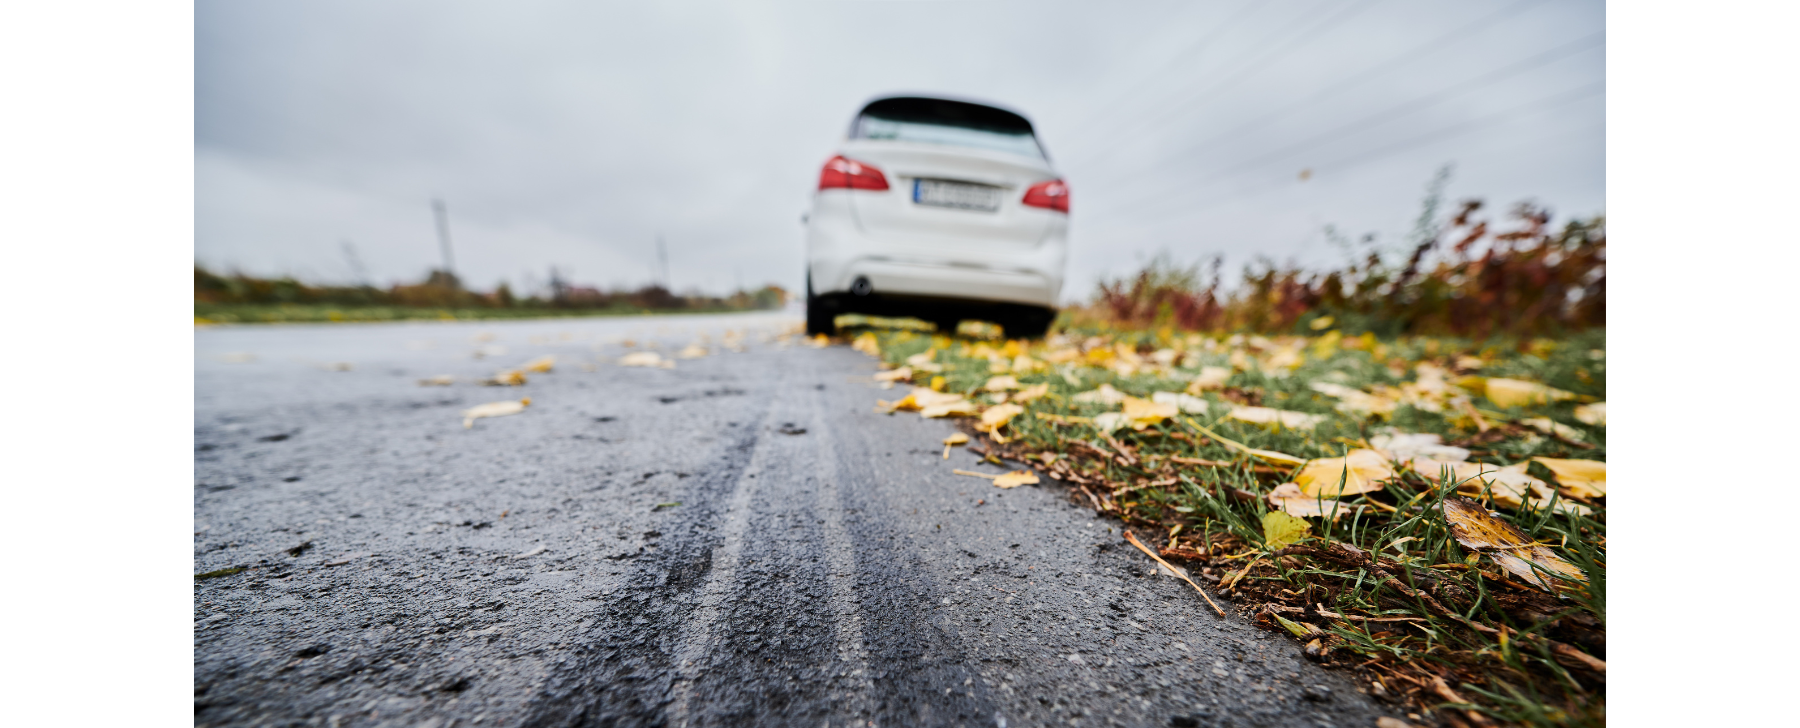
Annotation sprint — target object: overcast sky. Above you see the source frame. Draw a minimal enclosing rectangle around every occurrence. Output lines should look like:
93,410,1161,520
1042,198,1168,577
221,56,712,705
196,0,1603,301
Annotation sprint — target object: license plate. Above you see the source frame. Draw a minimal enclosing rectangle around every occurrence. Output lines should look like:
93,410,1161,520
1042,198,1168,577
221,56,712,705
913,179,1002,212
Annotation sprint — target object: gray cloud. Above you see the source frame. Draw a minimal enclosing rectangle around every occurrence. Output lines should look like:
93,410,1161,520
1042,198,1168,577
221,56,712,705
197,0,1603,300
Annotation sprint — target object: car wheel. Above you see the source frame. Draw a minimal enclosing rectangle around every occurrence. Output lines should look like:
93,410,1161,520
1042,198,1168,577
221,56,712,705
805,278,836,336
1002,308,1055,339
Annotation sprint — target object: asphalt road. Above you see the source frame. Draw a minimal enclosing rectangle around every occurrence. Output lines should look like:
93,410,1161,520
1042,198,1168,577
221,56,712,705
194,313,1400,728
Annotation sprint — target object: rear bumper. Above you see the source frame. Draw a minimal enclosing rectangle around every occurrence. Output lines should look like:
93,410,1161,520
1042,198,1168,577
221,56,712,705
806,204,1065,308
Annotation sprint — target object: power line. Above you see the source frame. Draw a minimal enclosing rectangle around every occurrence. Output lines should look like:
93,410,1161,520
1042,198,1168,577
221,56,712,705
1066,0,1382,168
1088,32,1603,216
1080,0,1550,189
1082,78,1606,228
1060,0,1266,138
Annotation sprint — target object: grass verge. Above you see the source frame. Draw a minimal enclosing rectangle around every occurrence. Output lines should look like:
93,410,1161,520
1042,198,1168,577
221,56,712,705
843,324,1604,727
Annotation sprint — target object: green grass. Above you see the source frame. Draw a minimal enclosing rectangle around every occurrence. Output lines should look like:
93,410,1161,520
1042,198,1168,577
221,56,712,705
195,303,769,324
855,325,1605,726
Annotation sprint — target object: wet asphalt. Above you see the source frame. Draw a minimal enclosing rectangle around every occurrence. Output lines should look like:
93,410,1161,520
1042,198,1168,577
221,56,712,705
194,313,1400,728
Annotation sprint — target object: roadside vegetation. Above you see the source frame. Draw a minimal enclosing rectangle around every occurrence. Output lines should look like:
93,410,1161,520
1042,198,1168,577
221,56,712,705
835,195,1605,726
194,266,786,324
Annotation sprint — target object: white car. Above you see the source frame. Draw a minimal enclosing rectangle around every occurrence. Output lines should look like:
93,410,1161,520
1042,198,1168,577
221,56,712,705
804,95,1067,338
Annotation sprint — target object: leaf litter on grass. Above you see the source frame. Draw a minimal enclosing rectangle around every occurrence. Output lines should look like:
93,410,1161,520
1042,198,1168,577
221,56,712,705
831,322,1606,726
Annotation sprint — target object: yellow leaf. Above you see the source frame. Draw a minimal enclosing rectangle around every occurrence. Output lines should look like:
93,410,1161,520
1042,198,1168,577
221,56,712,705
1309,316,1335,331
1261,511,1312,550
978,403,1025,432
1440,496,1585,591
1012,383,1051,402
1485,378,1578,408
1573,401,1606,426
992,470,1039,488
1522,417,1584,442
1294,449,1395,497
1151,391,1210,414
905,349,937,367
462,398,530,428
873,366,913,383
942,432,970,446
983,375,1021,391
852,332,880,356
1120,395,1179,430
1532,457,1606,498
930,376,946,392
522,355,556,373
483,369,527,386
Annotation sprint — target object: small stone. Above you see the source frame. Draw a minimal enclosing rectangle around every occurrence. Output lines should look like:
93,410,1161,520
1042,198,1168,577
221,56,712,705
1303,684,1332,702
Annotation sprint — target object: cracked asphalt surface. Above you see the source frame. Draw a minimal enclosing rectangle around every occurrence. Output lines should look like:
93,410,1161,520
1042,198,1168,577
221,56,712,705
194,313,1401,728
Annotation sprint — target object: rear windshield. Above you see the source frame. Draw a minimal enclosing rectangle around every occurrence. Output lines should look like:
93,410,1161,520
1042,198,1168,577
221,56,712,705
853,97,1045,160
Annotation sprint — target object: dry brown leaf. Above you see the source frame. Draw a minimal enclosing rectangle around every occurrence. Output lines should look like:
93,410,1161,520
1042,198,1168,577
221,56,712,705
1293,449,1395,497
1532,457,1606,498
1441,496,1585,590
462,397,530,429
992,470,1039,488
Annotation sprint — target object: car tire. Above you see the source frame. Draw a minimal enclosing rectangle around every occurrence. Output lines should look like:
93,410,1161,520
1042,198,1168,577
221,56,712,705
1001,307,1055,339
805,278,836,336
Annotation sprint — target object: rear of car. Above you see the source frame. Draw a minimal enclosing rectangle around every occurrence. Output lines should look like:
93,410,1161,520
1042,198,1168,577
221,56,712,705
805,95,1068,337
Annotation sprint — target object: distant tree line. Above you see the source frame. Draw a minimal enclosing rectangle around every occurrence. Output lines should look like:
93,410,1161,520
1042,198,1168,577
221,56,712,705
194,266,787,312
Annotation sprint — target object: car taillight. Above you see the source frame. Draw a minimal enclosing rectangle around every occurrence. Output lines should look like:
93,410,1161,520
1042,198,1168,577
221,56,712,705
1022,179,1069,213
818,155,889,191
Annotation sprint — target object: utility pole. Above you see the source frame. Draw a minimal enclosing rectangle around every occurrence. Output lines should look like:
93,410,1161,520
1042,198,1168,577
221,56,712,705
431,199,457,284
656,236,669,290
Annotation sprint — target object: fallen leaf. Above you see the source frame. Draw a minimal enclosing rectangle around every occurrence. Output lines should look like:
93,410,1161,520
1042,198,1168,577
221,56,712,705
1151,391,1210,414
1308,381,1398,418
618,351,664,367
482,370,527,386
983,375,1021,391
1293,449,1395,497
873,366,914,383
1440,496,1585,590
522,355,556,373
1119,395,1179,430
1532,457,1606,498
992,470,1039,488
1485,378,1578,408
1369,432,1470,465
678,344,707,359
1266,482,1351,519
418,374,455,386
943,432,969,445
1228,406,1327,430
977,403,1025,432
1192,365,1232,390
1071,383,1129,405
1522,417,1585,441
462,398,530,428
1012,382,1051,402
1262,511,1312,550
852,332,880,356
1573,401,1606,426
